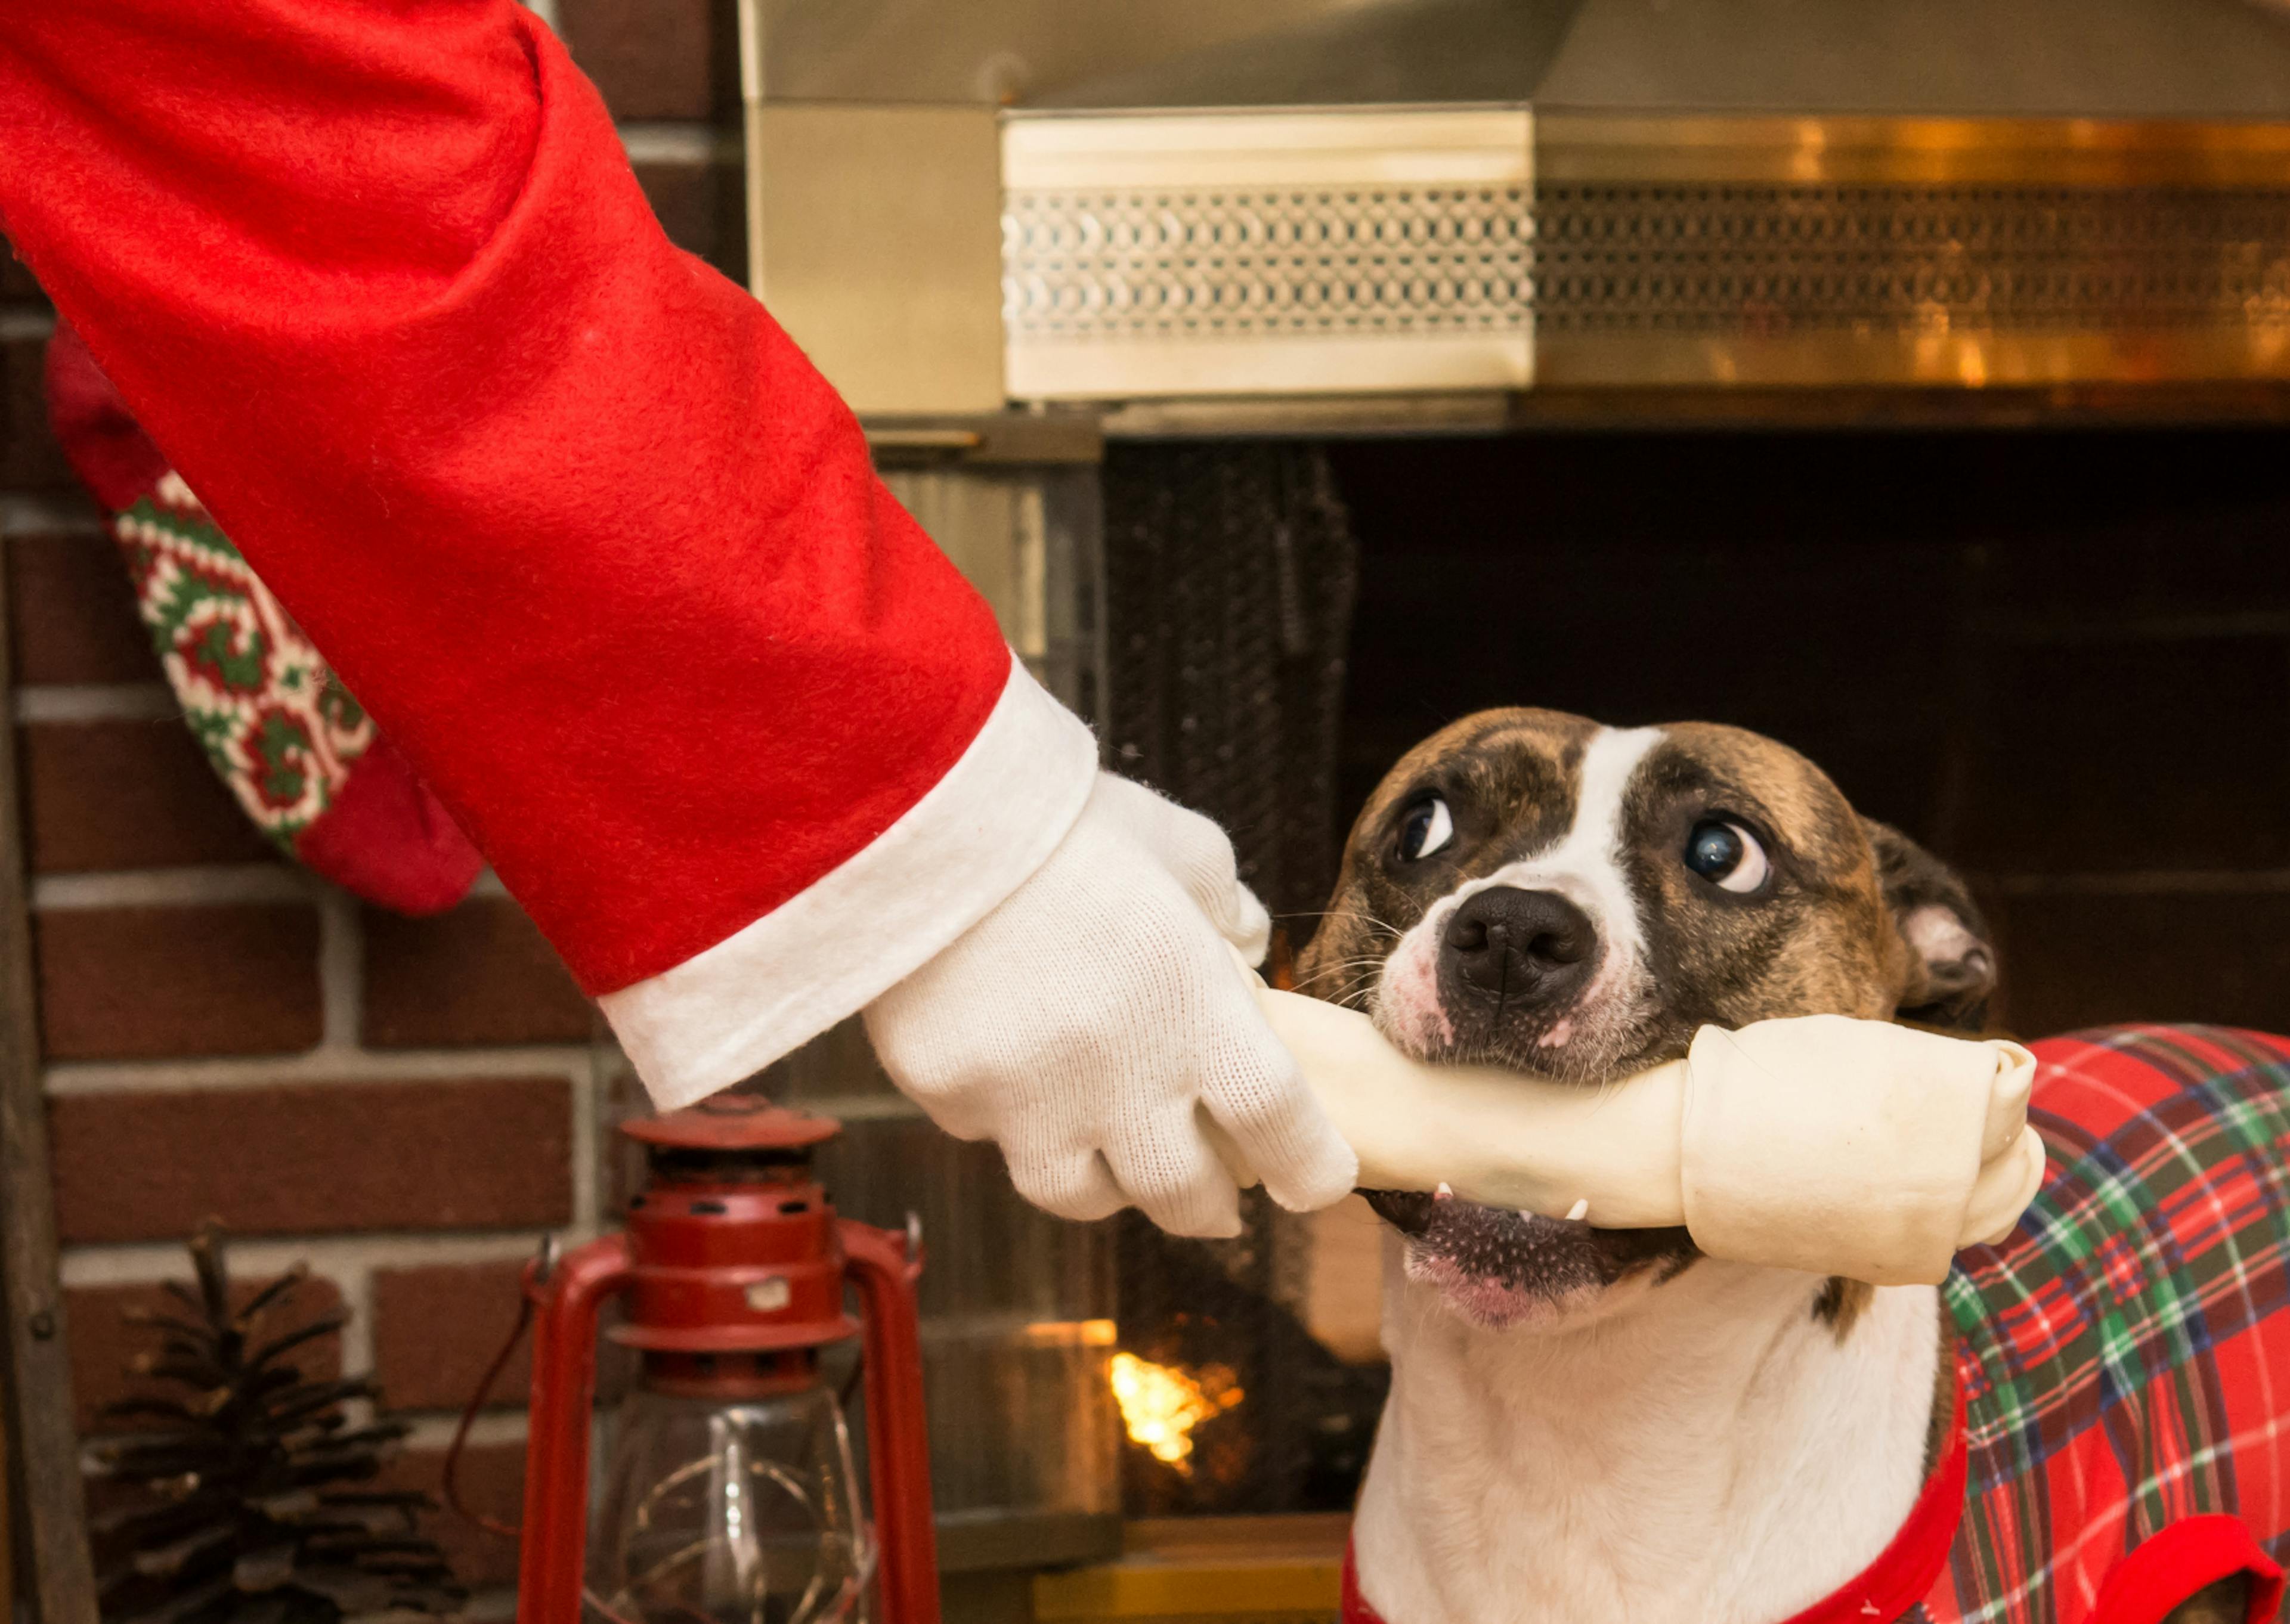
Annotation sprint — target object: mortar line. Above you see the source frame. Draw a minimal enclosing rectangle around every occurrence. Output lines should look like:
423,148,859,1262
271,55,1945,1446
0,306,56,340
315,884,365,1052
58,1231,558,1285
0,492,103,535
569,1042,604,1236
33,864,317,909
400,1412,531,1451
14,684,178,723
44,1046,596,1094
333,1257,377,1380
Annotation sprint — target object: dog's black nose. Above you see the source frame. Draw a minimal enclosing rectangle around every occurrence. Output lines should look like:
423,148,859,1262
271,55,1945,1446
1441,887,1598,1006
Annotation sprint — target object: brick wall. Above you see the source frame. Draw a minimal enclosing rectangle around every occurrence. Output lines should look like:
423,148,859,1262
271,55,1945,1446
0,4,747,1610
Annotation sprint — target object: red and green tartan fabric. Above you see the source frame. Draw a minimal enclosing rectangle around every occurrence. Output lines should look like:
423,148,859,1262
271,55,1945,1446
1915,1024,2290,1623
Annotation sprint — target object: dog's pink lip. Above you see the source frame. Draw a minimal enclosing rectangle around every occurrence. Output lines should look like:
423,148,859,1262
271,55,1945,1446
1365,1189,1608,1318
1407,1251,1598,1330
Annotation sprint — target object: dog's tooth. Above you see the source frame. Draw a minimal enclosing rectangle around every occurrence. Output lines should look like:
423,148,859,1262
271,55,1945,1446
1565,1198,1591,1223
1434,1182,1455,1202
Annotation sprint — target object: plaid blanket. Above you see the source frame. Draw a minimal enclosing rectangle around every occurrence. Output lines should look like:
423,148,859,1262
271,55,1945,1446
1913,1025,2290,1624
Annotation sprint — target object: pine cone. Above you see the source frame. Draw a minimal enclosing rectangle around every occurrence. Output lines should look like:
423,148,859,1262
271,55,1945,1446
91,1223,466,1624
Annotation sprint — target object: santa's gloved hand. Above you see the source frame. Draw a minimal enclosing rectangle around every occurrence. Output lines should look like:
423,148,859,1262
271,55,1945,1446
863,773,1357,1238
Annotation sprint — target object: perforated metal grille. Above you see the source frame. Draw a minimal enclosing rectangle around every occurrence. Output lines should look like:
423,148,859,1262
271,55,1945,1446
1004,182,2290,347
1002,187,1532,340
1537,184,2290,334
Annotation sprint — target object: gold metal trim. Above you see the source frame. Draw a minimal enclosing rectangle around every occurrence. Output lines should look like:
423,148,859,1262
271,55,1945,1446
1536,112,2290,188
1539,324,2290,390
998,104,2290,399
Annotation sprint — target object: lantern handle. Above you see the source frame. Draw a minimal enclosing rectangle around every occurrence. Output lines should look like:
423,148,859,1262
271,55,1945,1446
515,1232,636,1624
444,1233,565,1539
842,1219,942,1624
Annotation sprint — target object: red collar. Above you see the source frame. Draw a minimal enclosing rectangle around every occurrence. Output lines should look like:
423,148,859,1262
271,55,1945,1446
1343,1355,1969,1624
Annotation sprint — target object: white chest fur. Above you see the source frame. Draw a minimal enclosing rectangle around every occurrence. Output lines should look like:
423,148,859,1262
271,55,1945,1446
1353,1239,1943,1624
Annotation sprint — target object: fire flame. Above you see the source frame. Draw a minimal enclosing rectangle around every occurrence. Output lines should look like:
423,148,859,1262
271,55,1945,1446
1107,1352,1243,1474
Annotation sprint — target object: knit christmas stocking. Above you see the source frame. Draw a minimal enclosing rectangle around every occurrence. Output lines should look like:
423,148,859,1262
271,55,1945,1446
42,320,482,915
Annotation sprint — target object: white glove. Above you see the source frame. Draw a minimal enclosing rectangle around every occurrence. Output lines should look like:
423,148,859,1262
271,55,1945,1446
862,772,1358,1238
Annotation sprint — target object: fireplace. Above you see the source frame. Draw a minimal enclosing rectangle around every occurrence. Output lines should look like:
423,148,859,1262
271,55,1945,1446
724,0,2290,1591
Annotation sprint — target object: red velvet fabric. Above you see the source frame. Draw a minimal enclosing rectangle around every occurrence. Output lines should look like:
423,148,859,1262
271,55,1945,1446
298,737,485,916
0,0,1011,991
46,316,484,917
2085,1517,2285,1624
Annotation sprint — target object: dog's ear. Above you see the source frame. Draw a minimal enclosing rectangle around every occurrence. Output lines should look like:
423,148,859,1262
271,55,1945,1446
1862,819,1997,1031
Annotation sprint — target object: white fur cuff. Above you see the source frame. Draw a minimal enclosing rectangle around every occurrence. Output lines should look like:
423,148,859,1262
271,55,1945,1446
601,656,1098,1109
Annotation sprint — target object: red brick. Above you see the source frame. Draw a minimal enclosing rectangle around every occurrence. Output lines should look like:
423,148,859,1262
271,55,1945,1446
558,0,728,120
48,1077,574,1243
363,897,593,1049
35,903,322,1060
632,158,745,279
380,1442,526,1589
67,1273,343,1434
7,531,162,685
4,333,74,490
371,1260,533,1413
24,721,279,872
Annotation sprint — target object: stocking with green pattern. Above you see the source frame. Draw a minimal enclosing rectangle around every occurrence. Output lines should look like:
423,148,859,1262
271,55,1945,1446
44,318,481,914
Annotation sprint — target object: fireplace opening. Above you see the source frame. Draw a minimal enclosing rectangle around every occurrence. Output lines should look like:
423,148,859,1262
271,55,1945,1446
1331,426,2290,1039
1096,420,2290,1517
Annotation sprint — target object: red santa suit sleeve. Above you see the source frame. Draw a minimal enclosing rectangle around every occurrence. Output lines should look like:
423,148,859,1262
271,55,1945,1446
0,0,1098,1107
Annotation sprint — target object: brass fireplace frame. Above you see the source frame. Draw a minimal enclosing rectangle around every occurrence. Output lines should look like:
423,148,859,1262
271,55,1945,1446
738,1,2290,425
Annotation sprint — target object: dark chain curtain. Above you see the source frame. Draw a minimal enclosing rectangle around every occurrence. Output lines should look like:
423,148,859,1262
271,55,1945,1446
1101,442,1385,1516
1103,442,1360,930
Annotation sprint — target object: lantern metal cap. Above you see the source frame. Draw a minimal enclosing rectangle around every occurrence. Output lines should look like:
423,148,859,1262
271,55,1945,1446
621,1097,841,1152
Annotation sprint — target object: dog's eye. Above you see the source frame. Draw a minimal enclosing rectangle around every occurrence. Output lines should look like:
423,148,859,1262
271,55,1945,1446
1684,819,1769,894
1397,796,1455,861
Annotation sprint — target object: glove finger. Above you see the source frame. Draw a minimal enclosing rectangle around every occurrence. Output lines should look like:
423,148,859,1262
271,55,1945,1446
1098,776,1271,960
1206,1060,1360,1216
1104,1110,1245,1239
1008,1148,1126,1224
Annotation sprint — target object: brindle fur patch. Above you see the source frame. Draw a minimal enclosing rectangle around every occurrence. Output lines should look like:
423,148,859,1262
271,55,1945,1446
1297,709,1597,1012
1814,1276,1876,1340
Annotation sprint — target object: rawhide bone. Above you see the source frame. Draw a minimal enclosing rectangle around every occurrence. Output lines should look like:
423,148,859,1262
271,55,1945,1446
1217,947,2045,1287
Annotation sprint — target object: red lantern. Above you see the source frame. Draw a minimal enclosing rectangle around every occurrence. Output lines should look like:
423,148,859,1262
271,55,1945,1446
515,1098,940,1624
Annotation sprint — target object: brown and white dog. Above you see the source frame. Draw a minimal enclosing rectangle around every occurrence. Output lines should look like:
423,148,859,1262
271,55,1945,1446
1297,708,2246,1624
